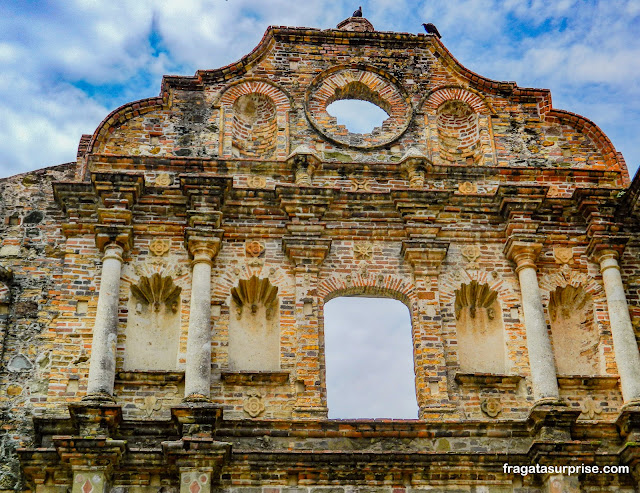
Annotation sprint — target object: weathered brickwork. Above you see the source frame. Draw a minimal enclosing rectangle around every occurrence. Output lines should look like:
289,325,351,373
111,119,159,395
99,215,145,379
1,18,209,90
2,15,640,493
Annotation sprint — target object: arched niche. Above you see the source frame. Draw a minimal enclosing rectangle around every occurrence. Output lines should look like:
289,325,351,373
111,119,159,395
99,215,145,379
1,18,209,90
423,87,496,166
548,285,600,375
437,100,480,163
454,280,506,373
228,276,280,371
218,80,291,159
124,274,182,371
231,93,278,158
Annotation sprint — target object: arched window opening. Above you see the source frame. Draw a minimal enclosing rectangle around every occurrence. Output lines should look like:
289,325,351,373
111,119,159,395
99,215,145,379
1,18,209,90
323,296,417,419
455,281,506,373
548,285,600,375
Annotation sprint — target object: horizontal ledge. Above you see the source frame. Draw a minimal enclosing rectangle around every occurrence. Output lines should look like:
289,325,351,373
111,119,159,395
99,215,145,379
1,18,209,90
454,372,523,387
221,371,290,386
115,370,185,386
557,374,619,389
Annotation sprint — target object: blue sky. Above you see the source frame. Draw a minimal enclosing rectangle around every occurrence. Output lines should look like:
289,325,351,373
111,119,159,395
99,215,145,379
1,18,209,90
1,1,639,418
1,1,639,178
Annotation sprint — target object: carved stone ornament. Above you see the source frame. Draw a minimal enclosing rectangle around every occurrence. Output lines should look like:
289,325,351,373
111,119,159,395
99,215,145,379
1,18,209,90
349,177,373,192
458,182,478,194
480,397,502,418
454,280,498,320
553,246,573,264
246,240,266,258
580,397,603,420
549,284,589,320
460,244,481,263
155,173,172,187
231,275,278,319
353,242,374,260
149,239,170,256
244,390,265,418
130,273,182,313
247,175,267,188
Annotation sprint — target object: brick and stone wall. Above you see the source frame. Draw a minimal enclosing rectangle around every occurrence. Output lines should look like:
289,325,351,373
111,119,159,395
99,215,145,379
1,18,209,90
2,15,640,493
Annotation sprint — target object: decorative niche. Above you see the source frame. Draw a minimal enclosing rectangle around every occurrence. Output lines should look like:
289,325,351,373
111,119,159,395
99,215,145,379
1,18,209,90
228,276,280,371
548,285,601,375
454,280,506,374
231,93,278,159
124,273,182,371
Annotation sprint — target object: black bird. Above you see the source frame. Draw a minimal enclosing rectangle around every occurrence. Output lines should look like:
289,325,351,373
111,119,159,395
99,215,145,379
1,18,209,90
422,22,441,38
353,6,362,17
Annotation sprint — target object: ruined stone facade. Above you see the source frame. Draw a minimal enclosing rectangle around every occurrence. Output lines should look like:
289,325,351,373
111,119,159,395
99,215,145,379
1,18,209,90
3,15,640,492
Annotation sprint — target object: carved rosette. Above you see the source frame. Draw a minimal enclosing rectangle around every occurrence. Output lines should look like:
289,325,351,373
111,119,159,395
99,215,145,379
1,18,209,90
244,391,265,418
480,397,502,418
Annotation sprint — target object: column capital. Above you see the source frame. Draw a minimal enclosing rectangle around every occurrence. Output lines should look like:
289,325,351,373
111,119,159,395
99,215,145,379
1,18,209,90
185,232,222,265
587,235,629,264
504,237,542,273
95,225,133,254
282,236,331,272
401,239,448,276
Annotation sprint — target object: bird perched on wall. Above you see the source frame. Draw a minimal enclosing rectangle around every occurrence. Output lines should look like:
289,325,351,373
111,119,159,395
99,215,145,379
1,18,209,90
353,6,362,17
422,23,441,38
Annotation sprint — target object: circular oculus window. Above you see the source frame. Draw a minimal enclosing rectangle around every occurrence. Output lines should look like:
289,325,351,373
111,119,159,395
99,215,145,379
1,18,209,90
305,67,413,149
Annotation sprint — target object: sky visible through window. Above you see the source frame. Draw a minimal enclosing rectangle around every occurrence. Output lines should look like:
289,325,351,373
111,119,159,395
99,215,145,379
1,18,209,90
326,100,389,134
324,296,418,419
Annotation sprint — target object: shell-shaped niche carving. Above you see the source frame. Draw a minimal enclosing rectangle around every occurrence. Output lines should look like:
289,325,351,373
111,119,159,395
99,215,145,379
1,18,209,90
454,280,498,321
549,284,589,320
131,273,182,313
548,285,600,375
231,276,278,320
454,281,505,373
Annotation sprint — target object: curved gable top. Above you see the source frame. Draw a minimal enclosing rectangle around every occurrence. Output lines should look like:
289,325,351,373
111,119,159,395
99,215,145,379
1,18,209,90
81,22,626,180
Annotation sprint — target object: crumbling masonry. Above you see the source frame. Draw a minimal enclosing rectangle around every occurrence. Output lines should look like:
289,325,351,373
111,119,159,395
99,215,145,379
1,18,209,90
3,14,640,492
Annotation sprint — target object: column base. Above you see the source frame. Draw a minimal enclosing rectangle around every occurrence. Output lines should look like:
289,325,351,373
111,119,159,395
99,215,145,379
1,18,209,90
82,391,116,403
182,393,211,403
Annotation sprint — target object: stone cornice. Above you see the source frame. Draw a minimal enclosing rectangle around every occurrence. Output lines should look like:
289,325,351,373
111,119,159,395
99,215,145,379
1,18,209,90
401,239,449,276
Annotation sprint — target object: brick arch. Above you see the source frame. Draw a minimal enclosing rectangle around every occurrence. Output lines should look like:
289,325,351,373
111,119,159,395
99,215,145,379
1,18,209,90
422,86,494,115
440,270,519,310
318,274,416,307
539,267,605,304
211,264,295,304
422,87,496,166
218,79,292,159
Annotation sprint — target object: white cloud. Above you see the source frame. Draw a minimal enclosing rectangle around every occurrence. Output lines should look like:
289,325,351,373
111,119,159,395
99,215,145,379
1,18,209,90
324,297,418,419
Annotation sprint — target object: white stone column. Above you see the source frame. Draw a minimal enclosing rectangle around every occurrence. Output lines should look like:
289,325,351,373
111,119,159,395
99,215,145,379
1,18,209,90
596,250,640,402
511,246,559,402
184,243,216,400
86,243,124,399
